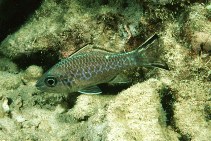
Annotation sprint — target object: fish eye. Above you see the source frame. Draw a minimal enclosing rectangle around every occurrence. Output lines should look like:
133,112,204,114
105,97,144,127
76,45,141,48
44,76,57,87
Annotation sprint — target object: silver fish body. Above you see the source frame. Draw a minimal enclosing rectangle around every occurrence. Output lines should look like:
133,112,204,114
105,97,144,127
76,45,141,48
36,34,167,94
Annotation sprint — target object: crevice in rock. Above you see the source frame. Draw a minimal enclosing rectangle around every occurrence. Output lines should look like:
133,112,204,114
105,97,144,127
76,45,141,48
178,134,191,141
204,104,211,121
0,0,43,42
99,83,131,95
65,93,81,109
160,87,193,141
159,86,175,126
77,116,90,122
13,49,59,71
64,84,129,109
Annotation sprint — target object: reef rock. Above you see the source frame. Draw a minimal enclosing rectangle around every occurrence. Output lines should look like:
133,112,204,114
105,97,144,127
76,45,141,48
102,79,179,141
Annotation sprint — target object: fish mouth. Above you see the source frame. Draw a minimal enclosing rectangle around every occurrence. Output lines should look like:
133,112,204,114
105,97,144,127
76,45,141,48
35,80,41,87
35,80,45,90
35,80,56,93
35,84,48,92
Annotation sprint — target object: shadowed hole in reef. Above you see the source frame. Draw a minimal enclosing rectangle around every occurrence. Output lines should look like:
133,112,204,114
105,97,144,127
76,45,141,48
179,134,191,141
204,104,211,121
164,0,209,18
99,83,132,95
64,84,130,110
159,86,175,126
0,0,43,42
33,94,67,110
13,49,59,71
65,92,81,109
160,87,193,141
77,115,90,122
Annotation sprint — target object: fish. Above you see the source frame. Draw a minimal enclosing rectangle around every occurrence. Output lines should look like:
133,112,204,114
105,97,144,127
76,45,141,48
36,34,168,94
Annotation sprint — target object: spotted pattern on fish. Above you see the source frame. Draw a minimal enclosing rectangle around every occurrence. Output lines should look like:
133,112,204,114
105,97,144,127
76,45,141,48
36,34,165,93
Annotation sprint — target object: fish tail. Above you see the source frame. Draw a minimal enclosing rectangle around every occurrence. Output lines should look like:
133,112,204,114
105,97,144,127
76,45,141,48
133,34,169,70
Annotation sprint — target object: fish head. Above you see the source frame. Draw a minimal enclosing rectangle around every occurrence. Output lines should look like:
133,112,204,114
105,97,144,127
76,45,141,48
36,68,72,93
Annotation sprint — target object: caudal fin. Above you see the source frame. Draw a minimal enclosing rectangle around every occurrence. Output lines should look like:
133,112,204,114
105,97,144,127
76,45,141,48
134,34,169,70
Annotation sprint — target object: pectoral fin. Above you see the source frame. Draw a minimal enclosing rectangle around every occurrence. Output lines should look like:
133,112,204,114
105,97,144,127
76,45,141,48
69,45,114,58
78,86,102,94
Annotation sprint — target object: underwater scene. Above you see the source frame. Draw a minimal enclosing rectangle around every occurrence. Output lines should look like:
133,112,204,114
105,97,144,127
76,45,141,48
0,0,210,140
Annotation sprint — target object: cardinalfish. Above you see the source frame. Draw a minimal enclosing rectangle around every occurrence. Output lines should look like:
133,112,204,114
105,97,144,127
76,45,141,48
36,34,168,94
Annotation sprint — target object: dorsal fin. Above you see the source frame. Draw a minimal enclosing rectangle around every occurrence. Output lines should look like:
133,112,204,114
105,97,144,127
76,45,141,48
68,45,115,58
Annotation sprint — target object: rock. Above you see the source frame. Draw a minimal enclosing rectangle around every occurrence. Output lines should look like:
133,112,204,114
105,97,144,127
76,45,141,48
206,4,211,12
183,4,211,53
0,100,5,118
174,80,211,141
101,79,178,141
0,71,21,90
22,65,43,85
0,57,18,73
0,0,143,59
191,32,211,52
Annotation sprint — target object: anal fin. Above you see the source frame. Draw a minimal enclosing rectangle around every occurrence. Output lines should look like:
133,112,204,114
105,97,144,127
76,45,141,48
78,85,102,94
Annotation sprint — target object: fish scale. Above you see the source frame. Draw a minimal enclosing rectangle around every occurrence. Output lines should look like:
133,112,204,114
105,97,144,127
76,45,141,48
63,52,133,84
